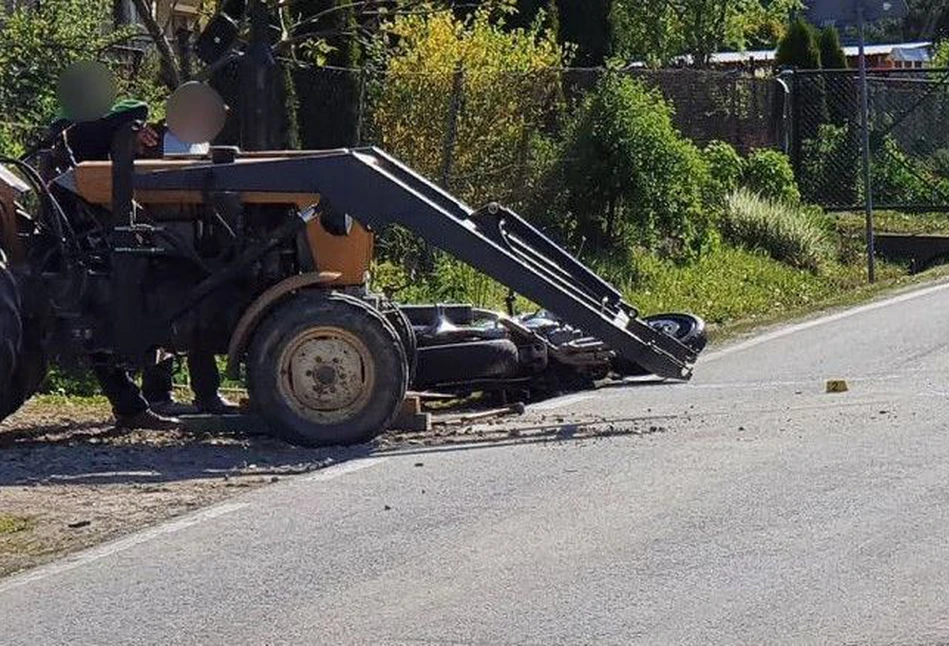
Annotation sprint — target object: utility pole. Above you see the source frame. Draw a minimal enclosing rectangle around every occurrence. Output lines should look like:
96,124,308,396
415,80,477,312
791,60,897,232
856,2,876,283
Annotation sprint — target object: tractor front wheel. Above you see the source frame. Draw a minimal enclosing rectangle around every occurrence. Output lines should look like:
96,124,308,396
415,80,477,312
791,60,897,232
247,292,408,447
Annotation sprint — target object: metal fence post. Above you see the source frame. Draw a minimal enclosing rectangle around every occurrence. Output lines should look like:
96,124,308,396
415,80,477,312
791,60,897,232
354,67,367,146
790,70,803,184
857,6,876,284
440,64,464,188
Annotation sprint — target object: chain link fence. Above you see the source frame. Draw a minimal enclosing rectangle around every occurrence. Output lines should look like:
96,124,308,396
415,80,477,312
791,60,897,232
791,68,949,211
290,66,780,206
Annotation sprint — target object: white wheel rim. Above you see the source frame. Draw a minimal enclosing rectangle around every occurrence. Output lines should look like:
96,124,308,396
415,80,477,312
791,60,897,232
277,327,375,425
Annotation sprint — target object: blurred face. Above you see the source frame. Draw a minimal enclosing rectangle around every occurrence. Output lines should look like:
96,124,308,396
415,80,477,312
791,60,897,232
166,82,227,144
57,61,116,122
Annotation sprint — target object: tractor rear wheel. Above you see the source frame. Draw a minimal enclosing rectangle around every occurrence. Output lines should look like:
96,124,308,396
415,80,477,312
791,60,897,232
247,292,408,447
0,255,23,420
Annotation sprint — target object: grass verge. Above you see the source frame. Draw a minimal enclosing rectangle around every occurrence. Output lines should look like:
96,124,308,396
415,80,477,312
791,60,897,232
0,515,31,536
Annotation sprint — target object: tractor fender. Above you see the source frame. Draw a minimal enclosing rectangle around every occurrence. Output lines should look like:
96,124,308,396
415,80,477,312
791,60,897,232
226,271,342,379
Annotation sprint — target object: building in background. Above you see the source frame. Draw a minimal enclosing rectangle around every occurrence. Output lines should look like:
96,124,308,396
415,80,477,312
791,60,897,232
113,0,202,35
631,42,934,73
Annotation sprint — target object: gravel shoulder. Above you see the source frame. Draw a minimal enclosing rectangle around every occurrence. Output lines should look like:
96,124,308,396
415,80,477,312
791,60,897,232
0,397,338,578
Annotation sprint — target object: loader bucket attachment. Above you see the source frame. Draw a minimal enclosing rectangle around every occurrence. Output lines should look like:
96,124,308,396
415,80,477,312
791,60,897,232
133,147,698,380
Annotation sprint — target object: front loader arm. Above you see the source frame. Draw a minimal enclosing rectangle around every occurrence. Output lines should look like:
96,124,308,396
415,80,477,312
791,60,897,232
133,147,698,380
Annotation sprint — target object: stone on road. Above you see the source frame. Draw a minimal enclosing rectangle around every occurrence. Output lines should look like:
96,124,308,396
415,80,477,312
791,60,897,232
5,282,949,645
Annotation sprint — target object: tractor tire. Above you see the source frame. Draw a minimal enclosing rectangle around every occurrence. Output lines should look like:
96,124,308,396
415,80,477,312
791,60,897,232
383,304,418,384
0,256,23,420
247,292,408,447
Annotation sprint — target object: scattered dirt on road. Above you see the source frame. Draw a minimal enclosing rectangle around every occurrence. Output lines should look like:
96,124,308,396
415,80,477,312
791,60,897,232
0,397,335,578
0,395,676,579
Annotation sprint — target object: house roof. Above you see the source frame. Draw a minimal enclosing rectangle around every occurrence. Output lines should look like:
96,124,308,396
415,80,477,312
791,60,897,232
643,41,933,67
891,46,932,62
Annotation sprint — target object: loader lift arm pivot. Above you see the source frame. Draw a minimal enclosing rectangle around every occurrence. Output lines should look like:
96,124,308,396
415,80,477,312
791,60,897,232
133,147,697,380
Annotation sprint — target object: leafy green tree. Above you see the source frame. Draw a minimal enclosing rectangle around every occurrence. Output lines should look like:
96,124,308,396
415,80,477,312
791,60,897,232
462,0,608,66
555,0,611,66
542,74,711,256
0,0,136,154
777,17,826,138
818,26,853,128
612,0,801,67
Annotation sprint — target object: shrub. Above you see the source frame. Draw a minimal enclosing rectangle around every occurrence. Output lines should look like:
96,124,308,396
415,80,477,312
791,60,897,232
702,140,744,207
800,124,859,206
540,73,711,258
370,7,567,207
870,135,934,206
743,149,801,204
722,189,833,272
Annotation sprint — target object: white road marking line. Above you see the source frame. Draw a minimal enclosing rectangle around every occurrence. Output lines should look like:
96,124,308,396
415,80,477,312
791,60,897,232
704,280,949,362
0,458,386,593
531,393,596,411
0,502,248,594
302,457,385,482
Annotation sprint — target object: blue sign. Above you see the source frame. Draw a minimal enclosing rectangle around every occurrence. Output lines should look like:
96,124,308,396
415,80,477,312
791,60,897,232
806,0,909,26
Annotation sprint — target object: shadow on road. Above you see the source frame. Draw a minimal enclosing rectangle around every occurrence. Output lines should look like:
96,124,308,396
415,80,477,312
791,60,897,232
0,417,366,486
0,379,687,488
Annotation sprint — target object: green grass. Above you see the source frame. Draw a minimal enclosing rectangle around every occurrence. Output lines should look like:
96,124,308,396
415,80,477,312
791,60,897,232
614,245,901,326
0,516,31,536
722,189,834,272
835,211,949,238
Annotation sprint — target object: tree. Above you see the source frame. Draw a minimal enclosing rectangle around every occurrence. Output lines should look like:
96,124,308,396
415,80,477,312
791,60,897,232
460,0,607,66
612,0,801,67
776,17,826,139
556,0,610,66
818,26,847,70
775,16,820,69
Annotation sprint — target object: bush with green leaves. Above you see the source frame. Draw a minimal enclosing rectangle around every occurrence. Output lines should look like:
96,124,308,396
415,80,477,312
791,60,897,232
540,73,711,258
722,188,833,273
871,135,934,206
370,7,566,207
800,123,859,206
742,149,801,204
702,140,744,207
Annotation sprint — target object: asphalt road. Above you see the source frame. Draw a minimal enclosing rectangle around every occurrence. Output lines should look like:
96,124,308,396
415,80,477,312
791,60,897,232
6,282,949,645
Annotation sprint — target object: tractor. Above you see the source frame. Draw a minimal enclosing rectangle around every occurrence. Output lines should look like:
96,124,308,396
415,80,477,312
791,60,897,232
0,74,706,447
0,3,708,447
